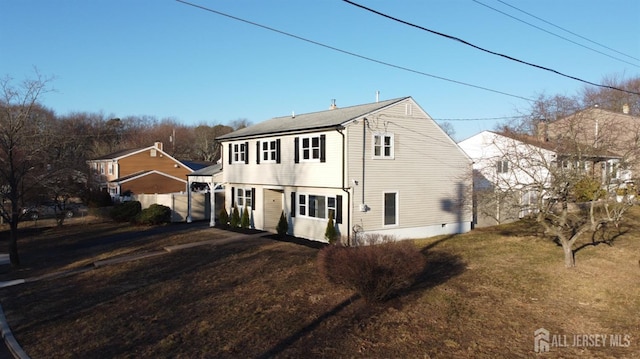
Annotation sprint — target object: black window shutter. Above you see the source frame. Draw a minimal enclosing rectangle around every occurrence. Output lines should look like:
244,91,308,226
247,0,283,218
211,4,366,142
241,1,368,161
294,137,299,163
251,188,256,211
336,195,343,224
256,141,261,164
291,192,296,217
244,141,249,164
276,139,281,164
231,186,235,207
320,134,326,163
228,143,232,165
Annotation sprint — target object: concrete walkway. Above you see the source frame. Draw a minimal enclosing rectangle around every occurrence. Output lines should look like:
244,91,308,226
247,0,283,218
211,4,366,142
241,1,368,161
0,229,271,358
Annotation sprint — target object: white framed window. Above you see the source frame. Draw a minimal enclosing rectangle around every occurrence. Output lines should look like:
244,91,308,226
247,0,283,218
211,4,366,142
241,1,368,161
301,136,321,161
373,133,394,159
236,188,252,209
233,143,246,163
108,163,113,175
262,140,278,162
100,163,105,175
496,160,509,174
383,191,398,226
298,194,334,219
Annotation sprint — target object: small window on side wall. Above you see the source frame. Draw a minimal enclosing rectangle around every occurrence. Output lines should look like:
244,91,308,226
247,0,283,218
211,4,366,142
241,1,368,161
373,133,394,159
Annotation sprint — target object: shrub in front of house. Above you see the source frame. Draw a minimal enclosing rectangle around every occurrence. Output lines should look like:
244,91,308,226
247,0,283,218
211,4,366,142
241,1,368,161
324,212,338,244
317,238,426,302
276,211,288,236
135,204,171,225
230,205,241,228
240,206,250,229
217,207,229,227
110,201,142,223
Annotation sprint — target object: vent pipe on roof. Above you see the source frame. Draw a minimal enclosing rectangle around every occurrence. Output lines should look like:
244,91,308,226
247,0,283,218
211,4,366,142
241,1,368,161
292,111,295,118
376,91,379,103
623,104,630,114
330,99,337,110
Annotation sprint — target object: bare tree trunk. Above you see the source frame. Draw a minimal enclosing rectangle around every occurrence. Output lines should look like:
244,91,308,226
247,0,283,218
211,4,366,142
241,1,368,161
561,240,575,268
9,217,20,267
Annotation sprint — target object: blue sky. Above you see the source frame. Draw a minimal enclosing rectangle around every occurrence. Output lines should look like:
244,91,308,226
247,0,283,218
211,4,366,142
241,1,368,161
2,0,639,141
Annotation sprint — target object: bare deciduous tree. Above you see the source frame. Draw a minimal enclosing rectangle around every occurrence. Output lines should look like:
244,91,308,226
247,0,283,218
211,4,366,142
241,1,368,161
0,72,54,266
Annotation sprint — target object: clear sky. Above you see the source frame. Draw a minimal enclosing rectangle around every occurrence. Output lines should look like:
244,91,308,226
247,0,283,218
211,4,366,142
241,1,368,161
2,0,639,141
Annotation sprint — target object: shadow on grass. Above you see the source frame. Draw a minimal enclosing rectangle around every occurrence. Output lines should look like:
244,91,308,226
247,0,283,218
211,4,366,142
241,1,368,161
256,293,360,359
257,243,466,358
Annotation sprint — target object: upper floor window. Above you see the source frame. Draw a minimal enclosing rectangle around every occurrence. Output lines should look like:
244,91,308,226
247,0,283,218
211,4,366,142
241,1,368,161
257,139,281,164
108,163,113,175
496,160,509,174
295,135,326,163
229,142,249,164
373,133,394,159
302,137,320,160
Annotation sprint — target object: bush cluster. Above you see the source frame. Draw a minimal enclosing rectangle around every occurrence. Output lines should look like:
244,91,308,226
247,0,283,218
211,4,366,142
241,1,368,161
317,237,426,302
136,204,171,225
110,201,142,222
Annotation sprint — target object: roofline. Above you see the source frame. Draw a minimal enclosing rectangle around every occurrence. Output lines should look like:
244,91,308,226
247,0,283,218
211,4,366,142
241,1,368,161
217,97,410,141
217,124,346,141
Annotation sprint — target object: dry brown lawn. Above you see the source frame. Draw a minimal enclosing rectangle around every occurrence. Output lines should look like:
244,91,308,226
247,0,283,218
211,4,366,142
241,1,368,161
0,209,639,358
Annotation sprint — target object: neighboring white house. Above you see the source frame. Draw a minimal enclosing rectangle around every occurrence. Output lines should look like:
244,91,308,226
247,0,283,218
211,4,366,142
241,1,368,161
458,130,622,227
217,97,473,243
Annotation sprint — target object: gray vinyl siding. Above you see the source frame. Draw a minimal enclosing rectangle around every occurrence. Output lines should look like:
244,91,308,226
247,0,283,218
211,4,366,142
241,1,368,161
346,99,472,234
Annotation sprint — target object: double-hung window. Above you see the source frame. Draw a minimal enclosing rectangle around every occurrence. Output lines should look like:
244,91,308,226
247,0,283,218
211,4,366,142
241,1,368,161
295,135,326,163
302,136,321,161
233,143,245,163
259,140,280,163
230,142,249,164
236,188,252,209
373,133,394,159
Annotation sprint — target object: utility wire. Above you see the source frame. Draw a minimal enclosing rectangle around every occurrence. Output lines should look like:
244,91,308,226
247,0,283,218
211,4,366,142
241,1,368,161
495,0,640,63
435,115,528,121
473,0,640,68
342,0,640,96
175,0,534,102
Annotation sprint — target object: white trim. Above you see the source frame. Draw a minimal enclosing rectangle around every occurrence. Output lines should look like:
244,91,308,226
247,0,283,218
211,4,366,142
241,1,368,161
116,170,187,184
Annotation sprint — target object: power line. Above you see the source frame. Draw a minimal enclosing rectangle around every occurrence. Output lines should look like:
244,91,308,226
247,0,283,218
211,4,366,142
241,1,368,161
434,115,528,122
175,0,534,102
495,0,640,63
342,0,640,96
473,0,640,68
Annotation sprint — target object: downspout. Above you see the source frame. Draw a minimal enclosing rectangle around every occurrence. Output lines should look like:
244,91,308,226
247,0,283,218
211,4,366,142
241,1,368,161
362,118,366,207
337,127,352,246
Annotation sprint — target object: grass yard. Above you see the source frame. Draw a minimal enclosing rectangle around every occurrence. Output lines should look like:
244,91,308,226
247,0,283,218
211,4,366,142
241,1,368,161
0,209,638,358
